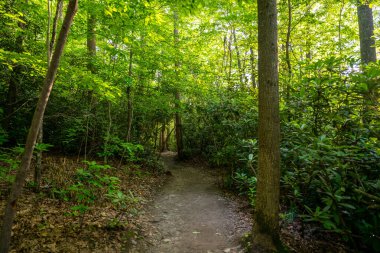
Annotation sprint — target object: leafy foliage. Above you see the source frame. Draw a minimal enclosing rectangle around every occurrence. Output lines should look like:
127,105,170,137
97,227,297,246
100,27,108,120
51,161,139,227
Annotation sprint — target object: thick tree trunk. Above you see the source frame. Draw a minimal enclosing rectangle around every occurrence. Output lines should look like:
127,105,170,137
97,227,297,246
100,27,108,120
0,1,78,252
252,0,281,252
357,3,377,122
357,4,376,65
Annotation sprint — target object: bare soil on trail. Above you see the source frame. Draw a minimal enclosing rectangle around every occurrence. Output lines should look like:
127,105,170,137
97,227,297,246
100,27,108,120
131,152,251,253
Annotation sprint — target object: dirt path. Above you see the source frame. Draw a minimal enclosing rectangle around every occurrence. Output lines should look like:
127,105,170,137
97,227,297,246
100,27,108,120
132,152,251,253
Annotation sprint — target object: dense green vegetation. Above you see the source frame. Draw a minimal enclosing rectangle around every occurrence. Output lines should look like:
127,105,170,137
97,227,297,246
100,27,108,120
0,0,379,252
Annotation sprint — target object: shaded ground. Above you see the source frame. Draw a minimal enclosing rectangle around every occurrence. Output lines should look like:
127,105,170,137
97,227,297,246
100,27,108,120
0,156,167,253
0,154,349,253
132,152,251,253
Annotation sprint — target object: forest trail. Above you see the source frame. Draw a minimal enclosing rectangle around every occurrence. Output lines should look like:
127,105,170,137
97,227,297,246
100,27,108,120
132,152,251,253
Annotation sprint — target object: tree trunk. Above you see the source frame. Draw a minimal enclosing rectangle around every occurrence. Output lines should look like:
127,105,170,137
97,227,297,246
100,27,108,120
223,35,227,77
284,0,293,122
0,1,78,252
249,47,256,89
126,48,133,142
228,32,233,86
104,101,112,163
46,0,51,63
34,127,43,192
243,51,249,85
173,11,184,160
252,0,281,251
357,2,377,122
87,12,96,72
338,0,345,60
166,126,173,151
357,3,376,65
34,0,59,191
232,28,244,89
175,91,183,159
50,0,63,59
84,10,96,160
154,121,158,150
160,121,167,152
285,0,292,102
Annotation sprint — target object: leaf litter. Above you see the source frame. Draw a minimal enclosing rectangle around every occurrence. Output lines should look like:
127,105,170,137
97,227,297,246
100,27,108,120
0,155,167,253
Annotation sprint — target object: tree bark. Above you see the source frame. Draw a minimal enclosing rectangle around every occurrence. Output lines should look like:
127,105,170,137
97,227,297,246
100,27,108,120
173,11,184,160
357,3,376,65
338,0,345,59
175,91,183,159
223,35,227,76
357,2,377,122
104,101,112,163
0,1,78,252
87,12,97,72
34,127,43,191
46,0,51,64
285,0,292,101
126,48,133,142
228,31,233,86
284,0,293,122
232,28,244,88
166,126,173,151
252,0,281,251
35,0,59,191
84,10,96,160
249,47,256,89
50,0,63,59
160,121,167,152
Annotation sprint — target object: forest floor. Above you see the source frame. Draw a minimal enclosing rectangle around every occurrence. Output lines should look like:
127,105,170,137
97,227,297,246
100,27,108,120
130,151,251,253
0,152,348,253
0,155,168,253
